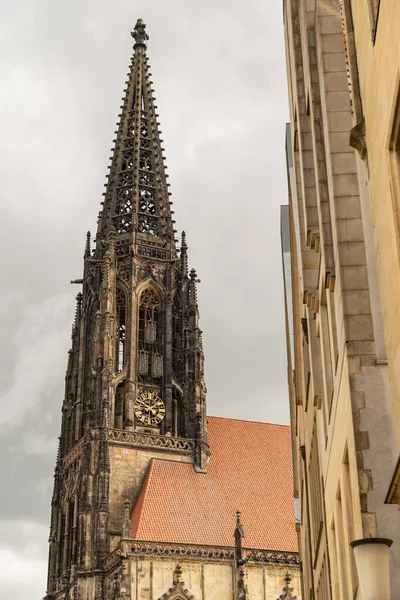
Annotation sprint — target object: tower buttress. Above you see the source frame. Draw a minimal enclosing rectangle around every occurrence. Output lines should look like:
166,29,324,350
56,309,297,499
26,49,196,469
45,18,208,600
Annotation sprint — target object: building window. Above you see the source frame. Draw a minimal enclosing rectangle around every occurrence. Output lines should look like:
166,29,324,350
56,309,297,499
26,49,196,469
138,287,162,384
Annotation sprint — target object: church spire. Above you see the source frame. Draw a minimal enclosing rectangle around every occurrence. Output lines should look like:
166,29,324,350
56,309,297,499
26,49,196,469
45,21,208,599
98,17,175,262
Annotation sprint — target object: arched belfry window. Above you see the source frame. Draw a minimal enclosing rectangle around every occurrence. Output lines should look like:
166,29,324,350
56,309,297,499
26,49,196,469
116,288,127,372
138,287,163,383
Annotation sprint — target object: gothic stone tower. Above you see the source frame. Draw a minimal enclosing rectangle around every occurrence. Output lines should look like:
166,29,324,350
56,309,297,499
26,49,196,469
45,19,301,600
45,19,208,599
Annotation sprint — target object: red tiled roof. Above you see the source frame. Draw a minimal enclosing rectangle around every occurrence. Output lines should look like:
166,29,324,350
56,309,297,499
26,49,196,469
130,416,297,551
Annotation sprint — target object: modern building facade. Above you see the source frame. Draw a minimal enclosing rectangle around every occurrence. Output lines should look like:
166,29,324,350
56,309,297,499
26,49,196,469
44,19,301,600
282,0,400,597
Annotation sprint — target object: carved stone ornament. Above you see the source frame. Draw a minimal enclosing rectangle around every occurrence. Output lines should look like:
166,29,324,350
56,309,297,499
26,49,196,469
157,564,196,600
99,512,108,525
73,582,79,600
276,572,297,600
349,118,367,160
108,428,195,453
237,567,248,600
104,540,299,570
110,568,130,600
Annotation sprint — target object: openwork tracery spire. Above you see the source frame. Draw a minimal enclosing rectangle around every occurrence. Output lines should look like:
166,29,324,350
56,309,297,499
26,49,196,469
97,17,175,262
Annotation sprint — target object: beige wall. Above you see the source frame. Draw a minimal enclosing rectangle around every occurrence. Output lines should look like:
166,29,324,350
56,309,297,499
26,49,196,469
128,558,301,600
282,0,400,597
349,0,400,504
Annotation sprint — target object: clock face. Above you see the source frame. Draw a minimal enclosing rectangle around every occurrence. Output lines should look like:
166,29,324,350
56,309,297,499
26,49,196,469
134,390,165,426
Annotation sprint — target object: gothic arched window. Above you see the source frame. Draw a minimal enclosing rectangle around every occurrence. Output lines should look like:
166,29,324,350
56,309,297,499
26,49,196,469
116,288,127,372
138,287,162,383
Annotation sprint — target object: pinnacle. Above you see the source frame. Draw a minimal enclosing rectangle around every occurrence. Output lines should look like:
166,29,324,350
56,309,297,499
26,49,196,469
181,231,188,249
84,231,91,258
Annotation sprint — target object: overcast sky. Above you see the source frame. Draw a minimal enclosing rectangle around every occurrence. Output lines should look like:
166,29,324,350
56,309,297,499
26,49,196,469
0,1,289,597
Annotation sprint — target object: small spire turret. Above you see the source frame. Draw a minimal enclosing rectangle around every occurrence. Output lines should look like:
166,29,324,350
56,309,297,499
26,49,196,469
189,268,199,308
180,231,188,277
234,510,247,566
74,292,83,329
84,231,91,258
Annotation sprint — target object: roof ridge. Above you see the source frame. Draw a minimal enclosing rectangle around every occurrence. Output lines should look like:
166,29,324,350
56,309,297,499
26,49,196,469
207,415,290,427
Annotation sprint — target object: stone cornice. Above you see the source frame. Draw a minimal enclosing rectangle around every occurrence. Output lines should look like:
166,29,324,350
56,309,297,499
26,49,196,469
105,540,300,571
109,428,195,454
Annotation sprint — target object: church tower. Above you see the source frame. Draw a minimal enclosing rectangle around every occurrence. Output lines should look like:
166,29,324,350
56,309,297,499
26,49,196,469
45,18,301,600
45,19,208,599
